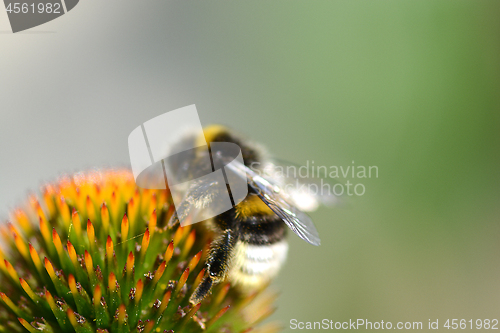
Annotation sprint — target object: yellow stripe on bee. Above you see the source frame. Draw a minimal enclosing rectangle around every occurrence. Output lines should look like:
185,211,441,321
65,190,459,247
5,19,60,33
197,124,229,147
235,195,274,218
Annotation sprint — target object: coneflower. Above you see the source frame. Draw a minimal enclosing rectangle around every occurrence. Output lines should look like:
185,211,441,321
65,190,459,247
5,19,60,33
0,170,279,333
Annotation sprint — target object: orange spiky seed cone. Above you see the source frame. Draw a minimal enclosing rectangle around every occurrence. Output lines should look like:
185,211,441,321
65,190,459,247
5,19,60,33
0,170,278,332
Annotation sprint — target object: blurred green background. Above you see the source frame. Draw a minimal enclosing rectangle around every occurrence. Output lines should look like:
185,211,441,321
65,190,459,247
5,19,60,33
1,0,499,330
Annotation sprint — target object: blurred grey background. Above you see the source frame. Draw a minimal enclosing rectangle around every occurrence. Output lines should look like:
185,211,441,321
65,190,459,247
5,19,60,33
1,1,499,330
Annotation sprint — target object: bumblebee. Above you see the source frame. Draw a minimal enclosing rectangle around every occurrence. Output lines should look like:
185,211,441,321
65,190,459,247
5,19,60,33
164,125,334,304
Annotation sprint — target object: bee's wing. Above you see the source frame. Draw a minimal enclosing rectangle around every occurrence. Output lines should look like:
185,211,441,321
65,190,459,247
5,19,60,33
261,158,343,210
226,162,321,246
256,188,321,246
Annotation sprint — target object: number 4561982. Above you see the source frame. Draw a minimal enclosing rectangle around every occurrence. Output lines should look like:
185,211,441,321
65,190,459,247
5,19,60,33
444,319,498,330
5,3,61,14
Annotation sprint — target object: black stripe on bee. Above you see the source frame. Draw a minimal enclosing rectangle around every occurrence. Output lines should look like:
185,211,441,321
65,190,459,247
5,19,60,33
238,216,286,245
212,204,286,246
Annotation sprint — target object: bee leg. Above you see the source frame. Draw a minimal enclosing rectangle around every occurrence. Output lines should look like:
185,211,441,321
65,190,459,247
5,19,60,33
189,271,213,304
206,229,237,281
189,229,237,304
167,211,180,228
167,197,190,227
167,178,221,227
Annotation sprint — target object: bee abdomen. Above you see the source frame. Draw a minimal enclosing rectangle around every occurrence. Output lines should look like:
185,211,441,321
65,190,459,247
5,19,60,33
229,240,288,287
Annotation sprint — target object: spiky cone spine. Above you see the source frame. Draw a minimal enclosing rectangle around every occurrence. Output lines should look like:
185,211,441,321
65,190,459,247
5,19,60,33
0,170,280,333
